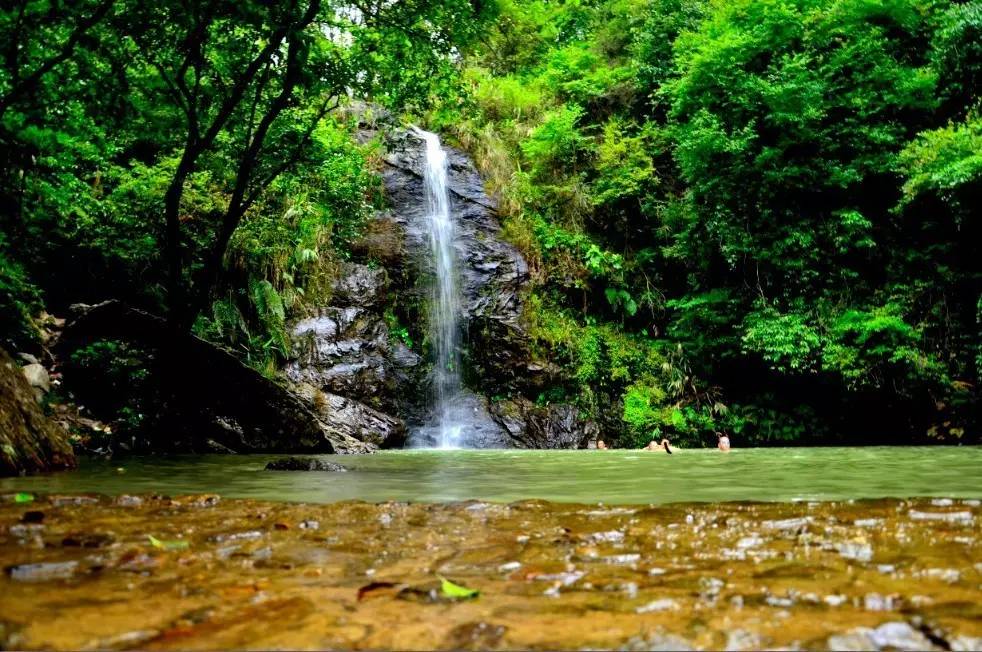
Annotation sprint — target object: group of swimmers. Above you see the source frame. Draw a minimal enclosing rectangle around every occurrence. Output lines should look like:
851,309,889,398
596,432,731,453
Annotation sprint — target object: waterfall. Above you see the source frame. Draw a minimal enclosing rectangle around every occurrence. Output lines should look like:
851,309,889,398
416,128,464,449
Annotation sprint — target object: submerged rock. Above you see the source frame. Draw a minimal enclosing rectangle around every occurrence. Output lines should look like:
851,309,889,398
265,457,348,472
827,622,939,651
6,560,78,582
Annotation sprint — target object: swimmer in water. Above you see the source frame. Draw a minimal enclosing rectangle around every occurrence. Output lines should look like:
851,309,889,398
717,432,731,452
644,438,673,454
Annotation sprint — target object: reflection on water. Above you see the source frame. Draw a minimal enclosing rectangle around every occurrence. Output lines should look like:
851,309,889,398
2,446,980,504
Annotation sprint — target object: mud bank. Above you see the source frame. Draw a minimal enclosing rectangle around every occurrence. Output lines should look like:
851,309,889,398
1,494,980,650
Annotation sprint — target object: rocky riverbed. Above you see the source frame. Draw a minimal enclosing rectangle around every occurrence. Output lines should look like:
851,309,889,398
1,494,980,650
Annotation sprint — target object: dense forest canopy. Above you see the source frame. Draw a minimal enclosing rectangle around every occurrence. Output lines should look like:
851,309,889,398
1,0,979,446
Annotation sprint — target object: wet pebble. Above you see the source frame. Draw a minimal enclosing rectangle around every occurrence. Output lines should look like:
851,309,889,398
115,495,143,507
585,530,624,544
869,622,937,650
908,510,973,523
635,598,679,613
444,622,507,649
622,632,694,651
762,517,812,531
922,568,960,583
854,518,882,528
50,495,98,506
211,530,264,543
725,628,764,651
837,541,873,562
299,520,319,530
6,560,78,582
863,593,898,611
20,510,44,524
9,523,44,539
534,570,584,586
62,532,115,548
85,629,160,649
736,535,764,549
766,595,794,607
951,635,982,651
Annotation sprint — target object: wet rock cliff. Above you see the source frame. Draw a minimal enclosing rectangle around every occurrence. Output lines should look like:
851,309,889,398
279,126,597,449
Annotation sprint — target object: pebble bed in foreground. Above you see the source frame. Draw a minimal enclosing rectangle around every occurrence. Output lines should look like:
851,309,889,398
1,493,980,650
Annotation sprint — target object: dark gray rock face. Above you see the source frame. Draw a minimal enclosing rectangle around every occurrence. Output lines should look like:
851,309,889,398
285,305,392,402
331,262,388,308
282,260,420,448
381,129,531,395
292,383,406,449
265,457,348,472
283,123,593,449
490,398,598,449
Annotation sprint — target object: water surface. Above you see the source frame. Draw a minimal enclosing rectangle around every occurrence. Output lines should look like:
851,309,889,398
2,447,980,504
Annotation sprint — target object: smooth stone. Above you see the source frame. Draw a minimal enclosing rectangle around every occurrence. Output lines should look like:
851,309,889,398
21,364,50,392
6,560,78,582
265,457,348,472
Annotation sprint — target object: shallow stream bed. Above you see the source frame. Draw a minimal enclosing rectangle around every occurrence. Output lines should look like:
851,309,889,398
2,493,981,650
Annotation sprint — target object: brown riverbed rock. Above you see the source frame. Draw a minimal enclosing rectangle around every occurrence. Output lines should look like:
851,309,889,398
0,348,75,476
0,495,979,650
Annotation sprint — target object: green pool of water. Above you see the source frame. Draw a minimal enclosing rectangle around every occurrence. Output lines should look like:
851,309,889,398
4,446,981,504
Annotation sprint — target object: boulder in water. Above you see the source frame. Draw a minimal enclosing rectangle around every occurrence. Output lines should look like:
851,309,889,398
265,457,348,472
293,383,406,449
489,398,598,449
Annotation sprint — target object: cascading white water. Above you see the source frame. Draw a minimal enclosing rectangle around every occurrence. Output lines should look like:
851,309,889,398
416,128,464,449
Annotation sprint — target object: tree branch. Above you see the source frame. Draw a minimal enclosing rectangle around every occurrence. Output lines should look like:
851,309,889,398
0,0,116,118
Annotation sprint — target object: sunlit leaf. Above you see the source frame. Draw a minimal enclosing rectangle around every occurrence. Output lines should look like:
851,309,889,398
148,534,189,551
14,492,34,503
439,577,480,599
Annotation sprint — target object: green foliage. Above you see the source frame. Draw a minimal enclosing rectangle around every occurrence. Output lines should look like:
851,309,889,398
898,116,982,215
438,0,981,443
742,306,822,373
0,237,42,350
521,104,592,180
67,339,154,434
1,0,980,446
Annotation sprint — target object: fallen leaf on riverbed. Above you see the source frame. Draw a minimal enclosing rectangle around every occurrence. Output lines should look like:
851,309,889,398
440,577,480,599
148,535,189,551
358,581,401,601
